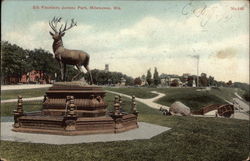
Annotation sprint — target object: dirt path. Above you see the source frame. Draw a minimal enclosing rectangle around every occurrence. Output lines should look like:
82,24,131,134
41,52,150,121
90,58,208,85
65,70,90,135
106,90,170,110
1,84,52,91
1,97,44,103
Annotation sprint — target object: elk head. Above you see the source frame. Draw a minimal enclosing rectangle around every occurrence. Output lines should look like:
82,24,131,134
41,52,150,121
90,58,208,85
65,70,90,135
49,17,77,40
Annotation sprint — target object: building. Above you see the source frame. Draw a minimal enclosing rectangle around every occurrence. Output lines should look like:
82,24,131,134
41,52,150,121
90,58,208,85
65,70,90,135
120,77,126,86
3,70,51,84
160,76,170,86
105,64,109,72
20,70,50,84
182,73,190,79
170,78,182,86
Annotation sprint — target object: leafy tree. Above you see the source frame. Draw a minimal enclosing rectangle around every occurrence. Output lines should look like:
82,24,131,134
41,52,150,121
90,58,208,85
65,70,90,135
217,81,227,87
243,91,250,102
1,41,30,84
64,66,79,81
227,80,233,87
134,77,142,85
187,76,194,87
153,67,160,86
27,48,59,82
84,69,134,85
200,73,208,87
146,68,152,86
171,79,179,87
208,76,214,86
123,75,134,86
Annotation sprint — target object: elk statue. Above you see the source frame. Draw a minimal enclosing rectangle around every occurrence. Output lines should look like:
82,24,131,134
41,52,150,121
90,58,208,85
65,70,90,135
49,17,93,84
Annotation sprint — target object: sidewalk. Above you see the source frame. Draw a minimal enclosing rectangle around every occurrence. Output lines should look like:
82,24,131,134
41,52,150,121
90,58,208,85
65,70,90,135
1,121,170,144
1,84,52,91
1,96,44,103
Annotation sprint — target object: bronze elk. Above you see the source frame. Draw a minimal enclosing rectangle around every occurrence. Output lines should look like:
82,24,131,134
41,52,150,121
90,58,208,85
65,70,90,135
49,17,93,84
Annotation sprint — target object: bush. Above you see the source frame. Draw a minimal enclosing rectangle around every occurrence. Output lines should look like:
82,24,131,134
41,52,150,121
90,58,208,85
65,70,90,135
243,91,250,102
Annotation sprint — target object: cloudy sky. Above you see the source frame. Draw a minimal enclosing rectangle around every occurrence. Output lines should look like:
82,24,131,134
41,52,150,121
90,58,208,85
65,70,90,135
2,0,249,83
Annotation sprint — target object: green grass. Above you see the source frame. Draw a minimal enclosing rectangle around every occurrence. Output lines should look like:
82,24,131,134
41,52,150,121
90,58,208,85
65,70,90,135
1,88,249,161
105,87,240,111
155,88,227,111
1,88,49,100
209,87,241,102
105,87,158,99
1,111,249,161
1,101,43,116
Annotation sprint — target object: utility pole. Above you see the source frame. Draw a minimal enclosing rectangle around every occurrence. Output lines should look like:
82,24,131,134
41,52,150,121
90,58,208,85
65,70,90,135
196,55,199,88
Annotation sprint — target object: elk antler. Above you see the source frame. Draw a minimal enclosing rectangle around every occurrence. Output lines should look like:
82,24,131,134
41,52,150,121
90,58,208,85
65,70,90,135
59,18,77,34
49,17,62,33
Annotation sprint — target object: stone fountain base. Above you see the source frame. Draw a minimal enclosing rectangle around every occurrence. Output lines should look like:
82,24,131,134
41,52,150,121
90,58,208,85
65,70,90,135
12,82,139,135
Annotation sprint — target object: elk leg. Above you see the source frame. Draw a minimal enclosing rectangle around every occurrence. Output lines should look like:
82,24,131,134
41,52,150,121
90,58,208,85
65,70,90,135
63,64,66,81
85,65,93,85
58,61,64,81
71,65,83,81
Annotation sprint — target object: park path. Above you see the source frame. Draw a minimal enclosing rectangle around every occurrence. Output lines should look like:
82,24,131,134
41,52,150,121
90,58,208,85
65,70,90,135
1,84,52,103
1,96,44,103
1,88,168,110
106,90,169,110
1,84,52,91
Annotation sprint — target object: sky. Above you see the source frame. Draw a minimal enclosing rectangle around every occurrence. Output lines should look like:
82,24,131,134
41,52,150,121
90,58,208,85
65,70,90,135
1,0,249,83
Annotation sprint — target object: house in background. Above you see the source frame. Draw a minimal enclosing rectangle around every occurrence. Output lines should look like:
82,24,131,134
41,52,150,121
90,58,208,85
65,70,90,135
120,77,126,86
20,70,50,84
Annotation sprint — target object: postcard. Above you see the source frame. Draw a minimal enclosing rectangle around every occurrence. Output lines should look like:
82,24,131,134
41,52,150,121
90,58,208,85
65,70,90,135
1,0,249,161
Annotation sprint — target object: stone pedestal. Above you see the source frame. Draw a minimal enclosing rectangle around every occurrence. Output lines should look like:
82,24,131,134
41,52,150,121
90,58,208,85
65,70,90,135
12,82,138,135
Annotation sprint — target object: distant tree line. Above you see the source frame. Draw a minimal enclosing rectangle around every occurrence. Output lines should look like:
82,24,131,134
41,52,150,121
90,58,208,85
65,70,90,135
84,69,133,86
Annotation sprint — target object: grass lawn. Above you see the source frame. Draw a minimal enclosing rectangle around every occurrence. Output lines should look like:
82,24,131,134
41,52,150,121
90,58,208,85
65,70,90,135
155,88,227,111
1,88,249,161
106,87,241,111
1,101,43,116
1,88,49,100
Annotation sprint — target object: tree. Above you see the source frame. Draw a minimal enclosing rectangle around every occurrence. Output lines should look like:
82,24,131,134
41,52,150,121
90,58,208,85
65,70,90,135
134,77,142,85
27,48,59,82
208,76,214,86
124,76,134,86
84,69,134,85
171,79,179,87
153,67,160,86
200,73,208,87
243,91,250,102
227,80,233,87
146,69,153,86
1,41,30,84
187,76,194,87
